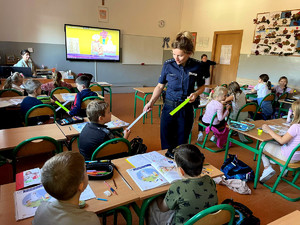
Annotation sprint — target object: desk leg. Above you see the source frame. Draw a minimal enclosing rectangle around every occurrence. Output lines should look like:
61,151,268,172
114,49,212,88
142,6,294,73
254,141,268,189
142,94,150,124
134,91,138,118
253,140,260,161
224,129,233,161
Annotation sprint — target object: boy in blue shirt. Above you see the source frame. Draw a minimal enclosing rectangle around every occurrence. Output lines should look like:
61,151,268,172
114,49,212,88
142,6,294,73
69,75,97,116
147,144,218,225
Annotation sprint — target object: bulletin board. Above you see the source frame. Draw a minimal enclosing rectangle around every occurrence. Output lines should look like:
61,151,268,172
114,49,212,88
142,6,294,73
251,9,300,56
122,34,163,65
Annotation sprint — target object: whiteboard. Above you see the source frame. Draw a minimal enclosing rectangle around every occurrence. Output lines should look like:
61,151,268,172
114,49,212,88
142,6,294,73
122,34,163,65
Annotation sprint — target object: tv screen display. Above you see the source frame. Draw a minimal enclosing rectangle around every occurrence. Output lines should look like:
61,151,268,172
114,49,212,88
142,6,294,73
64,24,120,62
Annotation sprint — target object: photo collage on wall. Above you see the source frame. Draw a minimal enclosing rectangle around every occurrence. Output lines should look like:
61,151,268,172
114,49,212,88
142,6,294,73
252,10,300,56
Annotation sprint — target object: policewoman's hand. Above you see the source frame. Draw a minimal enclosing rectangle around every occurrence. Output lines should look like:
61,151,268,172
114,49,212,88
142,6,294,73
143,102,153,112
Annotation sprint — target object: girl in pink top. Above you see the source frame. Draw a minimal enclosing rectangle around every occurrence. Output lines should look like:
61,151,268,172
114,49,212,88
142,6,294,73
41,71,72,95
260,100,300,183
197,86,231,141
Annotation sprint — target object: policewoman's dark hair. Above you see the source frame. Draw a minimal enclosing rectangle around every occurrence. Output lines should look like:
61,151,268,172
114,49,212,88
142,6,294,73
174,144,205,177
201,54,208,59
20,49,30,56
171,31,195,55
259,74,272,90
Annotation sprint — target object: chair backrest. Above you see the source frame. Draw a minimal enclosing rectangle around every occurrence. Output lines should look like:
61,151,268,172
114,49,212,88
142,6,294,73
184,204,235,225
207,112,218,128
81,96,102,109
240,84,248,90
0,89,23,97
234,102,258,121
25,104,56,126
91,138,131,160
89,84,103,92
12,136,61,178
278,92,288,100
50,87,71,98
259,93,275,108
221,84,228,88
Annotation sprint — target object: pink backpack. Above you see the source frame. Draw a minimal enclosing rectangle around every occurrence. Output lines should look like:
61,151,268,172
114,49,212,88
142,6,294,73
205,125,231,148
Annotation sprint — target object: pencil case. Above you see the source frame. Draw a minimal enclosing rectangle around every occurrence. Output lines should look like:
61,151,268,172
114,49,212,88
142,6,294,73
37,96,51,103
56,116,84,126
228,121,255,132
85,160,114,180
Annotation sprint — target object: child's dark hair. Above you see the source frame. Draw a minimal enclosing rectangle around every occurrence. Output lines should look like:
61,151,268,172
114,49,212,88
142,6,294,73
228,81,242,100
52,71,62,88
174,144,205,177
20,49,30,56
201,54,208,59
278,76,288,93
76,75,91,88
259,74,271,90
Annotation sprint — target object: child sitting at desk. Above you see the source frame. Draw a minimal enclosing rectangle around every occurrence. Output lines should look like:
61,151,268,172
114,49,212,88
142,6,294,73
147,144,218,225
260,100,300,183
41,71,72,95
273,76,294,98
21,79,50,125
198,86,231,142
79,100,131,160
2,72,24,95
68,75,97,117
32,151,100,225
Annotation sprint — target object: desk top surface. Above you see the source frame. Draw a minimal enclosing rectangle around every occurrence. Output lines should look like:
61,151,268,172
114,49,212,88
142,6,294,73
114,150,223,200
70,82,112,88
0,124,66,151
229,118,287,142
133,87,156,93
267,210,300,225
0,173,139,225
53,93,104,103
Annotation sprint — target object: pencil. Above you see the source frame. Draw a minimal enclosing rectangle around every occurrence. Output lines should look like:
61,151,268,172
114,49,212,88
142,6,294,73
113,179,117,189
104,181,118,195
113,164,133,190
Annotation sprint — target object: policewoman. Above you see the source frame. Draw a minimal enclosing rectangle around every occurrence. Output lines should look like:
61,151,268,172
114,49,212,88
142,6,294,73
144,31,205,157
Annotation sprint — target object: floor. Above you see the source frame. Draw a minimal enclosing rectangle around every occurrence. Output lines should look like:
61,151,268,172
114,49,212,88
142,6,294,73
4,92,300,225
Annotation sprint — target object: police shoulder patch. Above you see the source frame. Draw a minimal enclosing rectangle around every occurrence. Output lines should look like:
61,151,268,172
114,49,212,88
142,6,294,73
165,58,175,64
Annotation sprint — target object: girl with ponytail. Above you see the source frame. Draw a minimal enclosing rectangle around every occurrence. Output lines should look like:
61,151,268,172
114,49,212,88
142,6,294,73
3,72,24,94
41,71,72,95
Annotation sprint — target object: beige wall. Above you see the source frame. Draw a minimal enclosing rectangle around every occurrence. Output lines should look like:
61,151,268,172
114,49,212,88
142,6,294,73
0,0,182,44
181,0,300,54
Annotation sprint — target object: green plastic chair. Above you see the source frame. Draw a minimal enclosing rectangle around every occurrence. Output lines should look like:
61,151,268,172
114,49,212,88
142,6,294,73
221,84,228,88
257,92,276,114
98,205,132,225
89,83,103,93
25,104,56,126
91,138,131,160
81,96,103,109
277,92,289,117
195,112,228,153
262,143,300,202
50,87,72,99
240,84,248,90
130,193,165,225
12,136,61,180
184,204,235,225
0,89,23,97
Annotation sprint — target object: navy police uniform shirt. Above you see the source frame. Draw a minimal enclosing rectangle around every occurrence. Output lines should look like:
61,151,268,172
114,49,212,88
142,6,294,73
158,58,206,102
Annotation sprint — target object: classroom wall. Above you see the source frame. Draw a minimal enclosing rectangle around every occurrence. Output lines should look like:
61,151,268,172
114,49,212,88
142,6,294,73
181,0,300,88
0,0,183,92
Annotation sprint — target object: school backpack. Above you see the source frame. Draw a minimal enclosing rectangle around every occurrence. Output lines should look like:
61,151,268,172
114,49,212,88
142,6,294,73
222,199,260,225
130,137,147,155
221,154,255,181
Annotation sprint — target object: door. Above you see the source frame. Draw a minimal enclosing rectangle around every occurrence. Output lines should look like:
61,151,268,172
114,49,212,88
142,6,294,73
211,30,243,85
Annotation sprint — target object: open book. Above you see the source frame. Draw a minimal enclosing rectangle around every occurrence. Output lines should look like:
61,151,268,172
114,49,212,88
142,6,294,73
16,168,41,191
126,152,182,191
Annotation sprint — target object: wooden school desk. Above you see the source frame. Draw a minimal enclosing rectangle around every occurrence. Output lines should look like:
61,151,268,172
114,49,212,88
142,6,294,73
0,172,139,225
113,149,224,225
53,93,104,103
0,124,66,151
267,210,300,225
0,96,26,109
56,115,126,138
133,87,155,123
224,118,288,189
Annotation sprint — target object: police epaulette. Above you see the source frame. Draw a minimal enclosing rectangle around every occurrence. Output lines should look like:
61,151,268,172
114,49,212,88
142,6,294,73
190,58,201,63
165,58,175,63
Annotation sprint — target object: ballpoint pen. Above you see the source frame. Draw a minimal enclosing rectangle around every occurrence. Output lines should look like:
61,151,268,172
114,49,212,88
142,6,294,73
104,181,118,195
113,179,117,189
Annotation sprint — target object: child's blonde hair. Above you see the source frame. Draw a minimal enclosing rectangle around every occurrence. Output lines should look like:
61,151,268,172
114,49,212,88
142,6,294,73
291,100,300,125
208,86,228,102
3,72,23,89
87,100,109,123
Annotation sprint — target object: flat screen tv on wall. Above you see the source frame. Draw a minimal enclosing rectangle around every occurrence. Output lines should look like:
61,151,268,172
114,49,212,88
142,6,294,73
64,24,120,62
